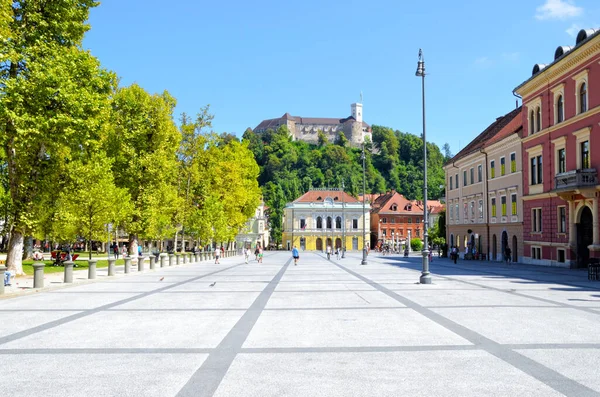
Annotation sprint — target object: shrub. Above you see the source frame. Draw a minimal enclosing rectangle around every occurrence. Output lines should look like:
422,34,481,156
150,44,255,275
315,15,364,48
410,238,422,252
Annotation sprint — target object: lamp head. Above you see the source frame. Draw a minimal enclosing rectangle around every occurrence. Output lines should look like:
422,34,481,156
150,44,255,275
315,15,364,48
415,49,425,77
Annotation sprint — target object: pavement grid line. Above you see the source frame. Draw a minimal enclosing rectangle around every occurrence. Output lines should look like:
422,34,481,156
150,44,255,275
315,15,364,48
175,257,291,397
328,255,600,397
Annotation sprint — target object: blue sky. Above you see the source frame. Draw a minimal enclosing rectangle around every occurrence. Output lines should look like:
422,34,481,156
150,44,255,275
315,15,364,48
83,0,599,156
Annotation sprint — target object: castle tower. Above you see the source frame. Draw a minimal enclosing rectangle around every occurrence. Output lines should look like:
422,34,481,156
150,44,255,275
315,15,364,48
351,103,363,123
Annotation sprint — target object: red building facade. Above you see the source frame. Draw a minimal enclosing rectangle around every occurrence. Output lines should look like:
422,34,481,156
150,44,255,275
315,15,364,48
515,29,600,267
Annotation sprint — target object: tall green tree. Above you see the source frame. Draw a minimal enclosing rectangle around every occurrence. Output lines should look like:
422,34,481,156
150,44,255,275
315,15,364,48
106,84,181,254
0,1,115,274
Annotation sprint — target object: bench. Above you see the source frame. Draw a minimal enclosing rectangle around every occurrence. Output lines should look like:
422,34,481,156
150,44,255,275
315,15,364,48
589,258,600,281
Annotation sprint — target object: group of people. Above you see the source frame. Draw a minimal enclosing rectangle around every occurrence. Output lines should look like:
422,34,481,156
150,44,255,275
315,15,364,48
241,245,263,264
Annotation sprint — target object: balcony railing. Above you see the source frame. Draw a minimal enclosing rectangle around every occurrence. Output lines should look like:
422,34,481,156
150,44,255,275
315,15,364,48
554,168,598,191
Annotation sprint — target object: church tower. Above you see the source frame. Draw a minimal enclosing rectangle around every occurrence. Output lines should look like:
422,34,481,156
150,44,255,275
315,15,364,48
351,102,363,123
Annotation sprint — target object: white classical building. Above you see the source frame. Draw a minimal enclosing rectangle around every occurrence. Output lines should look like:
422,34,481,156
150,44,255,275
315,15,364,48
235,201,270,250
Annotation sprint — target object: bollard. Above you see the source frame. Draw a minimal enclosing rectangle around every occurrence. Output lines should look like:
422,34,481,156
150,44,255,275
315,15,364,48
176,254,181,265
124,257,131,274
64,261,74,283
182,254,187,265
138,256,145,272
108,259,116,276
160,253,167,268
0,266,6,294
169,254,175,267
195,253,199,263
33,262,45,289
149,255,156,270
88,260,97,279
187,253,192,263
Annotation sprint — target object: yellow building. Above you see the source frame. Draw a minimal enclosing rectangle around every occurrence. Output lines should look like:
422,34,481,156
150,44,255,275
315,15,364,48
281,189,371,251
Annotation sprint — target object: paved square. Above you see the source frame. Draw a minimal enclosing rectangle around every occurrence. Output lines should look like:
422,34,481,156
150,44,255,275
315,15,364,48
1,252,600,396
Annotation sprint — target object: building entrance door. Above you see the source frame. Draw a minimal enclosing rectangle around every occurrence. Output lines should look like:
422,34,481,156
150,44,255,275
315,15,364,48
352,237,358,250
492,235,497,260
501,231,508,260
577,206,593,268
512,235,518,262
335,238,342,249
316,238,323,251
300,237,306,250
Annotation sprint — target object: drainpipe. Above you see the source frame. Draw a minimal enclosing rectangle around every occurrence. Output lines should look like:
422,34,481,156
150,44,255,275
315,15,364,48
480,149,490,260
449,161,460,248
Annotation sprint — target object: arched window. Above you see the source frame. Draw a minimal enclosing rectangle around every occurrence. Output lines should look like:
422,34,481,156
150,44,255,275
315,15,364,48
529,110,535,134
580,83,587,113
536,107,541,132
316,217,323,229
557,95,564,123
335,216,342,229
327,216,332,229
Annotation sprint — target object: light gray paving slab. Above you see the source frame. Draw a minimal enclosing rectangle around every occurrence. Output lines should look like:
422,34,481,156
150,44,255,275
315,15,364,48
168,281,269,292
49,281,178,293
242,308,470,348
213,351,564,397
516,348,600,393
1,292,140,310
265,290,405,309
2,353,208,397
515,289,600,308
274,282,376,291
397,288,559,307
430,307,600,344
0,310,245,349
113,291,261,310
0,311,82,338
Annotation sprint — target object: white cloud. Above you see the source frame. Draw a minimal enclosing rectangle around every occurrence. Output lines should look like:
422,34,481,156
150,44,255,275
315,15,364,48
535,0,583,20
475,56,492,67
566,23,581,36
502,52,520,62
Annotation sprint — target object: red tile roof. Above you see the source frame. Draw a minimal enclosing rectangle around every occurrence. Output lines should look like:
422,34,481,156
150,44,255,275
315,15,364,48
450,106,522,163
294,190,360,203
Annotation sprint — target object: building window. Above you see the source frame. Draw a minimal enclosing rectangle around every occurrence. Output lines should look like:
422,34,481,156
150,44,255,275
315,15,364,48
558,249,565,263
463,202,468,219
532,208,542,232
478,199,483,218
558,206,566,233
478,165,482,182
470,201,475,218
491,198,496,217
531,155,542,185
390,218,395,224
450,177,453,190
317,216,323,229
455,204,459,221
327,216,332,229
581,140,590,169
529,110,535,134
300,219,306,230
352,219,358,229
501,196,507,216
470,167,474,184
490,160,495,179
511,193,517,216
463,170,467,186
449,205,453,220
399,229,403,236
382,218,387,224
557,95,564,123
532,246,542,260
510,153,516,173
408,217,412,224
536,106,541,131
500,157,506,176
580,82,587,113
455,174,458,189
416,229,420,237
558,148,566,173
335,216,342,229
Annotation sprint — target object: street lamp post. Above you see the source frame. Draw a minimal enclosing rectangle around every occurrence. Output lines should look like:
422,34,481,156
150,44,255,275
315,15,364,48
416,49,431,284
361,144,368,265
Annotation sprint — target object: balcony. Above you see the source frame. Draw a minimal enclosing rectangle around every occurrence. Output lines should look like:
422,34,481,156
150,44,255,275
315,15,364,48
553,169,598,192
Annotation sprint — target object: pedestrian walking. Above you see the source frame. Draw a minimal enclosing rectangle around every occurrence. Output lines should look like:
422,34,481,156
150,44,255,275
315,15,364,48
335,247,340,260
258,246,263,263
505,247,512,264
292,245,299,265
244,247,249,264
326,245,331,260
122,245,127,258
254,246,259,261
215,247,221,264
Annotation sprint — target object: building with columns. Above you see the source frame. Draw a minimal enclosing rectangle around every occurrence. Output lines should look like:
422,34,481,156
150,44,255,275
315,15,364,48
514,28,600,267
234,201,270,250
445,107,522,260
281,189,370,251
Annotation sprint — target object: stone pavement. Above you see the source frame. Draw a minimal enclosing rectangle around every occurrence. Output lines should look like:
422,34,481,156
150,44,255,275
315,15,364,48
1,252,600,396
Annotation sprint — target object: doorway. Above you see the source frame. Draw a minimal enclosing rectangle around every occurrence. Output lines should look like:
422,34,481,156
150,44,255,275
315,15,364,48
335,238,342,250
512,235,518,262
316,238,323,251
577,206,593,268
492,234,497,260
352,237,358,250
501,231,508,260
300,237,306,251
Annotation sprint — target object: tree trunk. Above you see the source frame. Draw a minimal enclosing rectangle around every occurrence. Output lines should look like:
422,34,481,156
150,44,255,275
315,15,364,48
174,230,179,252
25,236,34,260
6,231,25,275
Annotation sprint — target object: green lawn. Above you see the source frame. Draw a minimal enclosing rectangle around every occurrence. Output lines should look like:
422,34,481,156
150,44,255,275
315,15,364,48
21,259,126,276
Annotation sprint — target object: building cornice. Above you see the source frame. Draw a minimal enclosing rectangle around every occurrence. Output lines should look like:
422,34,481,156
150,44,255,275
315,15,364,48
515,38,600,98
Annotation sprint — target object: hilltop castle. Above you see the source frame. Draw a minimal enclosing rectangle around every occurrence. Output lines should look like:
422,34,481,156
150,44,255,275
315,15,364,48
253,103,372,147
